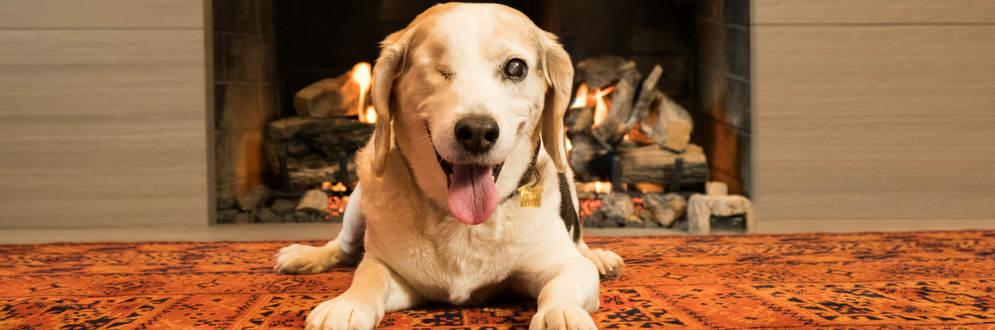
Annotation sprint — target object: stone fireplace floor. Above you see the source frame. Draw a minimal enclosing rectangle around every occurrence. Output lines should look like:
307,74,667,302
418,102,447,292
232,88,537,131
0,224,687,244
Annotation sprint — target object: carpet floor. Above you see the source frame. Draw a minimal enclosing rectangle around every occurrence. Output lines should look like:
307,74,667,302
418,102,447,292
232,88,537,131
1,230,994,329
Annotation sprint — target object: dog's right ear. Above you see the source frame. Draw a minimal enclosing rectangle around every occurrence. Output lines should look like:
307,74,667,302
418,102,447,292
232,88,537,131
371,29,418,177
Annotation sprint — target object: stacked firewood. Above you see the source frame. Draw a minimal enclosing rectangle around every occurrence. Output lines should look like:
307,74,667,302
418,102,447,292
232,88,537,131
565,56,706,188
263,66,374,188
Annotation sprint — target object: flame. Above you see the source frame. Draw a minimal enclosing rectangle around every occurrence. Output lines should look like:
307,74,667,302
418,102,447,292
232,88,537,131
330,182,348,192
591,86,615,128
579,181,613,194
595,181,611,193
363,105,377,123
566,139,573,151
352,62,372,119
321,181,332,190
569,83,589,108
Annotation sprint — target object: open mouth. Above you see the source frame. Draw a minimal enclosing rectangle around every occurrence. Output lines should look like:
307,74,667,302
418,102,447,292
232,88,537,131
427,122,504,225
426,122,504,189
436,151,503,189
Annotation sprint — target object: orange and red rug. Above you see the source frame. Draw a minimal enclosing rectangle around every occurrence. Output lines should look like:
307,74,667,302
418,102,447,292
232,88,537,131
2,230,994,329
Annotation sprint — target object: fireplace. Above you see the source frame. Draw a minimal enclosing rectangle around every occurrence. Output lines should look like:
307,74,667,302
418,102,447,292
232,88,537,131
209,0,751,232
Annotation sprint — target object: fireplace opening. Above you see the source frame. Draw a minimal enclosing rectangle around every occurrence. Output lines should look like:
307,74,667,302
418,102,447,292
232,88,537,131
210,0,751,233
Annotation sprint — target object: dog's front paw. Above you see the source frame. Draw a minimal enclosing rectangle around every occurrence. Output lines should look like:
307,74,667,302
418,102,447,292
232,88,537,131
582,248,625,279
305,297,382,330
530,305,597,330
273,243,352,274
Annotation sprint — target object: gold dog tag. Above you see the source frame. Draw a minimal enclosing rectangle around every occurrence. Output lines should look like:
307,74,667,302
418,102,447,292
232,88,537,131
519,166,542,208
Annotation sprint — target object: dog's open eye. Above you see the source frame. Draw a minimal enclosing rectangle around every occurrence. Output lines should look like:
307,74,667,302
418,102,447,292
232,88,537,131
504,59,527,78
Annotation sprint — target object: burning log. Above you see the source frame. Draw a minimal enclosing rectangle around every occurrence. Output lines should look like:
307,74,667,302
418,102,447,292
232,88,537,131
629,65,663,130
575,56,641,90
591,78,635,146
564,106,594,134
640,91,693,152
294,74,358,118
294,63,373,118
617,143,708,188
593,64,664,147
567,133,611,182
264,117,372,186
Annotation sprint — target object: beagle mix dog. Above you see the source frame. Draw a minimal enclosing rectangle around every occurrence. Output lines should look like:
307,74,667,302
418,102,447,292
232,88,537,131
274,3,624,330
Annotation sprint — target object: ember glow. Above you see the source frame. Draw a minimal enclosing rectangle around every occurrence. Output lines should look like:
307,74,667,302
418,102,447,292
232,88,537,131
352,62,376,124
579,199,602,218
325,196,349,219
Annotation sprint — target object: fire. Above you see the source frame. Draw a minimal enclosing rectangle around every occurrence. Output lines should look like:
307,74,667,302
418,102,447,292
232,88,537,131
363,105,376,123
325,196,349,219
591,86,615,128
352,62,375,123
579,181,612,194
569,83,589,108
566,138,573,151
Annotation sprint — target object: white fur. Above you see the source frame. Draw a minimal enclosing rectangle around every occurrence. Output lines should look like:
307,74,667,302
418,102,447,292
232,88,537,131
273,4,623,330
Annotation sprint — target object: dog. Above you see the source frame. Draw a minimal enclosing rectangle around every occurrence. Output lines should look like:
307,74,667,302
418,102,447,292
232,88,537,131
273,3,624,330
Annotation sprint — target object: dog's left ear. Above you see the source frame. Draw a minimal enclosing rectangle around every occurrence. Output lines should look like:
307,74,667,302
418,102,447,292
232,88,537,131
539,31,574,174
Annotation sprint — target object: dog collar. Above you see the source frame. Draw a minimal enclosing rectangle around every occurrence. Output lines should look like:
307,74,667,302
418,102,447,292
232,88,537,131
516,143,543,208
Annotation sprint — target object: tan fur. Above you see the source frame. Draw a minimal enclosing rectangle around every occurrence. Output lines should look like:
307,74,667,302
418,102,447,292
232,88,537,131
274,4,624,330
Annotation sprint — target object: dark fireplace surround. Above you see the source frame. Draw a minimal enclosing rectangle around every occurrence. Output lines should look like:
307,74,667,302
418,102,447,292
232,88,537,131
210,0,750,224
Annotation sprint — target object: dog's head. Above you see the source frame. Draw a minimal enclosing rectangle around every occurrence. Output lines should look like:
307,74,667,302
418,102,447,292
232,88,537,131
369,3,572,225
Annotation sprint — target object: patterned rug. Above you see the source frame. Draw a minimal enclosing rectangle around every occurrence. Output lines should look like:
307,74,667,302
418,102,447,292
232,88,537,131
2,230,994,329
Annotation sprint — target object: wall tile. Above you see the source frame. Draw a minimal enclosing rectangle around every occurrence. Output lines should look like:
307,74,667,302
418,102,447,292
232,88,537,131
213,0,258,34
699,0,750,26
724,0,750,26
698,20,728,73
215,32,272,82
697,68,751,130
215,83,269,131
726,25,750,79
215,129,269,188
738,130,752,197
258,0,275,37
700,0,722,22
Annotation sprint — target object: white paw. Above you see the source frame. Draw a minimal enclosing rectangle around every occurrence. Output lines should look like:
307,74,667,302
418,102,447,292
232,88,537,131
305,297,382,330
582,248,625,279
530,305,597,330
273,243,353,274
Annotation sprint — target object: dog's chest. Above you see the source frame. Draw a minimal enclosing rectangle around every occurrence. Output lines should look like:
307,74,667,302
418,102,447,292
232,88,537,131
398,220,525,304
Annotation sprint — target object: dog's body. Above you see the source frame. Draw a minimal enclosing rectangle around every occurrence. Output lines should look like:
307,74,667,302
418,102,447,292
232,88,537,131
274,4,623,329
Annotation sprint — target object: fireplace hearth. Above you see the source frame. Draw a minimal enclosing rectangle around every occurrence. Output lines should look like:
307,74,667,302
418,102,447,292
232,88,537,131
210,0,752,234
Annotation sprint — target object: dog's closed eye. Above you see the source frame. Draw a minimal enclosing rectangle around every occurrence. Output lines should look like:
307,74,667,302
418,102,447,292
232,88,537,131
438,69,455,81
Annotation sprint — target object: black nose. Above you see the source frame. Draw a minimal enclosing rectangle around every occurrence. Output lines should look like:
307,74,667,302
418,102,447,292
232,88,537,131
454,115,499,154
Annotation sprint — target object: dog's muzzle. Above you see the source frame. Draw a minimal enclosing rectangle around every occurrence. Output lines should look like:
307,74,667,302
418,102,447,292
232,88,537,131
427,122,506,226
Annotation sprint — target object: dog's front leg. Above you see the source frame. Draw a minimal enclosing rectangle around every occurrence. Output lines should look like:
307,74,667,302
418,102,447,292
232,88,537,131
305,258,421,330
526,255,600,330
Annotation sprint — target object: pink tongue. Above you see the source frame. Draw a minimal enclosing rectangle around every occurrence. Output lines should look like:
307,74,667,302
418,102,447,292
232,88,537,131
447,164,498,225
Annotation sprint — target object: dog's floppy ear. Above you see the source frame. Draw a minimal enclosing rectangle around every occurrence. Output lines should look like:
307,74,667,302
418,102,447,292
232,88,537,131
539,31,574,174
371,29,417,177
